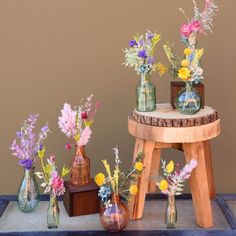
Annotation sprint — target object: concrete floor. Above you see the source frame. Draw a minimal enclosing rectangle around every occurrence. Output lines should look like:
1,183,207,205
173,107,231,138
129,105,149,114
0,200,230,232
227,200,236,218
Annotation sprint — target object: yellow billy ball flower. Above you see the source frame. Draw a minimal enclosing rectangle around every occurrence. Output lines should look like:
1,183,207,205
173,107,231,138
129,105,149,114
181,59,189,67
135,162,143,171
159,179,168,191
95,173,105,186
166,160,174,174
129,185,138,195
184,48,192,55
178,67,191,81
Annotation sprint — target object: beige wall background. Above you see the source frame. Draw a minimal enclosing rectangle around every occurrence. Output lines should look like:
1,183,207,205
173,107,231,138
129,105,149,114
0,0,235,194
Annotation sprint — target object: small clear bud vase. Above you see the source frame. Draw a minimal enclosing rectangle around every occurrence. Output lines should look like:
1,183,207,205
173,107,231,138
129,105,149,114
47,194,60,229
175,81,201,115
100,194,129,232
18,167,39,213
136,72,156,112
70,145,90,187
165,194,177,228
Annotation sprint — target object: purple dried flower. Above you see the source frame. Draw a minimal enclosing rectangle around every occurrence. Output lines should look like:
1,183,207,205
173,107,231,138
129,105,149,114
148,57,154,65
138,50,147,58
129,40,137,47
41,125,49,133
19,159,33,170
39,143,43,151
16,131,22,138
139,39,144,46
147,33,154,40
10,114,50,168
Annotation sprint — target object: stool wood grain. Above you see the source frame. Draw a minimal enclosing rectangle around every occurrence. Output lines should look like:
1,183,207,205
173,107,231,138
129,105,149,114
128,104,220,228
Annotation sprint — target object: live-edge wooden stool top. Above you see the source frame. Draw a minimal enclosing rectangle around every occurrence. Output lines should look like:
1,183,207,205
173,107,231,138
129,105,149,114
128,104,220,228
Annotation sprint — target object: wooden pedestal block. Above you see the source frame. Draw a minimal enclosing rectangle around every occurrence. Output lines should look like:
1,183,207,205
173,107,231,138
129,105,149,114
63,179,100,217
171,81,205,109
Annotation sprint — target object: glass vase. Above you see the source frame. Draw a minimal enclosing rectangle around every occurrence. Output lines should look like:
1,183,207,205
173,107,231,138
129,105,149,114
175,81,201,115
17,167,39,213
100,194,129,232
47,195,60,229
165,194,177,228
136,72,156,112
70,145,90,187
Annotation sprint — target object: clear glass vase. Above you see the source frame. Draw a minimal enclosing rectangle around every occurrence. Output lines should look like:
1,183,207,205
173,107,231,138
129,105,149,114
70,145,90,187
165,194,177,228
17,167,39,213
100,194,129,232
47,195,60,229
136,72,156,112
175,81,201,115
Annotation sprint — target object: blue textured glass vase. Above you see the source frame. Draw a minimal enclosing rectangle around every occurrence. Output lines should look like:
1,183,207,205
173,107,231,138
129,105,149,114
18,167,39,213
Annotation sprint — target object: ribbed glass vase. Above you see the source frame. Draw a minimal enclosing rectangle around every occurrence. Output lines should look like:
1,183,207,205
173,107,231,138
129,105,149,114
70,145,90,187
136,72,156,112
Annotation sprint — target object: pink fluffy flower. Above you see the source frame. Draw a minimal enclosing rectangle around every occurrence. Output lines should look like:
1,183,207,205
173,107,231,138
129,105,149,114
180,20,203,38
180,23,192,37
190,20,203,33
51,171,65,196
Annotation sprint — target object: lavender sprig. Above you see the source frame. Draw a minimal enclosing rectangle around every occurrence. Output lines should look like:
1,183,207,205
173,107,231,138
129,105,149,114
10,114,50,169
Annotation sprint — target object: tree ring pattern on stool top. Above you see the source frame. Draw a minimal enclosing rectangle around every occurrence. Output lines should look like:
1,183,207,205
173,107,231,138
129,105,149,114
132,103,219,128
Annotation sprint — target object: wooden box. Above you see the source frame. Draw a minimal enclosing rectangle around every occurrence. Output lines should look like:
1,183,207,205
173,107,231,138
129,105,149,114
170,81,205,109
63,179,100,217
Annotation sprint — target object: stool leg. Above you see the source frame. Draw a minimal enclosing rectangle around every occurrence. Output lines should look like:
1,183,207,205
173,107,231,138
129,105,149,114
183,141,213,228
203,140,216,199
148,149,161,193
128,139,155,220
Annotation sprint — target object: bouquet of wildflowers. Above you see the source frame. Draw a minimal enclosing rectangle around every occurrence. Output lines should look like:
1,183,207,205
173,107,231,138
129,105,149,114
35,153,70,196
10,114,50,170
157,159,197,196
95,147,143,207
58,94,100,150
162,0,218,83
124,30,166,76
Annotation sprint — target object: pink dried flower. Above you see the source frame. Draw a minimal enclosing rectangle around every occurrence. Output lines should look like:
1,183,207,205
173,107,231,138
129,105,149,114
58,103,77,138
49,155,56,164
51,171,65,196
65,143,72,150
81,111,88,120
190,20,203,33
180,23,192,38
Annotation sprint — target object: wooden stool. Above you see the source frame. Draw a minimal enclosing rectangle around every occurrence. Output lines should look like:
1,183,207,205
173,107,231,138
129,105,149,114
128,104,220,228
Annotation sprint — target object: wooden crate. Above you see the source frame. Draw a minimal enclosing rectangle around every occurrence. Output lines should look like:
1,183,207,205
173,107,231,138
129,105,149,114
63,179,100,217
171,81,205,109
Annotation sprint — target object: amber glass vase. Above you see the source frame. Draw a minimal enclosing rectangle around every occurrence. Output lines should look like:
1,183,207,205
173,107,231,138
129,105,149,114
70,145,90,187
100,194,129,232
